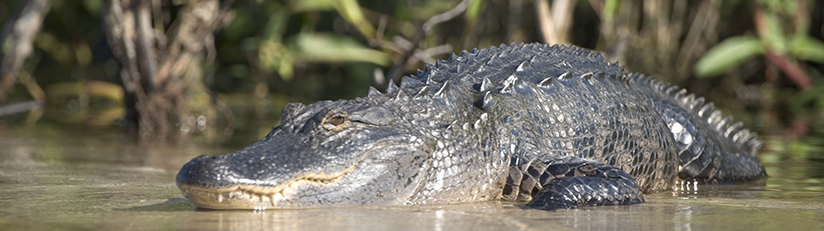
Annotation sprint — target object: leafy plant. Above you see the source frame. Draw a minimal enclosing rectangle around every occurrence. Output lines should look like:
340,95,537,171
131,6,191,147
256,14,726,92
694,0,824,90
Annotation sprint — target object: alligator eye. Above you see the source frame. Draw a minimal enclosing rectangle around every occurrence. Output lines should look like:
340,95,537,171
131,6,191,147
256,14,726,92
321,112,349,131
327,115,346,126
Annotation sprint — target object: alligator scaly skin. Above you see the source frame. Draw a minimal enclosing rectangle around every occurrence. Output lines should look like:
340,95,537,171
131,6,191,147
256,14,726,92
176,43,766,210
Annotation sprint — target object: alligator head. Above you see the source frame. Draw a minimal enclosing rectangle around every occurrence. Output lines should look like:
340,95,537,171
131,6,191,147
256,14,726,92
176,98,432,209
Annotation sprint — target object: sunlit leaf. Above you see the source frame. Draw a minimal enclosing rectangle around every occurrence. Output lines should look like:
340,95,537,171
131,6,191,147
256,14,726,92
291,33,390,66
289,0,336,12
694,36,765,78
790,34,824,63
336,0,376,39
604,0,619,23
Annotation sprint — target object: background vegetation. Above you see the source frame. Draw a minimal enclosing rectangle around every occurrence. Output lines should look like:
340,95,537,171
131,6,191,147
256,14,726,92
0,0,822,159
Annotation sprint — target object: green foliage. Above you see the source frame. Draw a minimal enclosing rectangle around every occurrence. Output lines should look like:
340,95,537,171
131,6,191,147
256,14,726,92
764,136,824,161
290,33,390,65
253,0,388,80
465,0,485,23
603,0,619,23
790,35,824,63
695,0,821,80
335,0,376,39
694,36,764,77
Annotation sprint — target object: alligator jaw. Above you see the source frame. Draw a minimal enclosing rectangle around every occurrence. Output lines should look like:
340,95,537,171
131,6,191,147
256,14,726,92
178,168,355,210
178,184,282,210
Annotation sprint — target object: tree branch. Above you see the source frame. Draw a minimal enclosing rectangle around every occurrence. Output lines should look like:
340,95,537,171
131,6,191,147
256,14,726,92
0,0,50,103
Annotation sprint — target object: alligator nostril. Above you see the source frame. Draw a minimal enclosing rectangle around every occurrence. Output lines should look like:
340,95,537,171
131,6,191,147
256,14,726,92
178,155,221,186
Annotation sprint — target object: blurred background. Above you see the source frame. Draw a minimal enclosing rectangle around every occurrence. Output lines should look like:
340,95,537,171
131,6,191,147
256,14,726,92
0,0,822,161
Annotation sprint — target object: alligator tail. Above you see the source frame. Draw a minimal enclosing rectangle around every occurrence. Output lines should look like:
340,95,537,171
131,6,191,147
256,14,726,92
635,74,767,183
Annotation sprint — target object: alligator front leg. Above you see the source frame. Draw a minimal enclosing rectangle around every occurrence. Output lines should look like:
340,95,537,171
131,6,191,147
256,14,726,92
506,156,644,210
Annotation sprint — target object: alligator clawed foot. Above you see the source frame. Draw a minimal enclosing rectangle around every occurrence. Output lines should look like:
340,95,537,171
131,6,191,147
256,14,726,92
526,163,644,210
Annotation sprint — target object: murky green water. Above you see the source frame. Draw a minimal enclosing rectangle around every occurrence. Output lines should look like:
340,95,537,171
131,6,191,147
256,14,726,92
1,124,823,230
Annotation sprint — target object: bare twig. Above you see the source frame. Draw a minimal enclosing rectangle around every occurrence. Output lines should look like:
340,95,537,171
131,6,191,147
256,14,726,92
551,0,574,44
134,0,158,93
534,0,555,44
382,0,470,90
103,0,146,130
764,52,812,90
676,0,718,81
372,15,388,47
422,0,471,32
104,0,236,138
0,0,50,103
412,44,454,64
0,101,43,117
533,0,574,45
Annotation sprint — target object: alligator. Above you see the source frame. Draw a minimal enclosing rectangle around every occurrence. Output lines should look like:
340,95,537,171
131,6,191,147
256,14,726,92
176,43,766,210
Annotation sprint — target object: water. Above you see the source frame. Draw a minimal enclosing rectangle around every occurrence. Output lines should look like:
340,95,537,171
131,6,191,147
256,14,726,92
1,124,823,230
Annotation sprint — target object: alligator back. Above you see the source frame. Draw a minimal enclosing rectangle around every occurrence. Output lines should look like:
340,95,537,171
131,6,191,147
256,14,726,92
396,43,766,202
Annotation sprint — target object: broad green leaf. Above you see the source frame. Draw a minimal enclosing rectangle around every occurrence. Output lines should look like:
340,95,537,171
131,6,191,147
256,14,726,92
291,33,390,66
790,34,824,63
694,36,765,77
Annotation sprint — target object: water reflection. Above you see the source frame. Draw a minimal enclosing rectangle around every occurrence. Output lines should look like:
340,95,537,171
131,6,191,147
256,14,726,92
173,203,563,231
674,203,693,231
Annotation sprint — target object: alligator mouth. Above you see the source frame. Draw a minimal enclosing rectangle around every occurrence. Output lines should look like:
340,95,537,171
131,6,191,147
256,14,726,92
178,168,355,210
